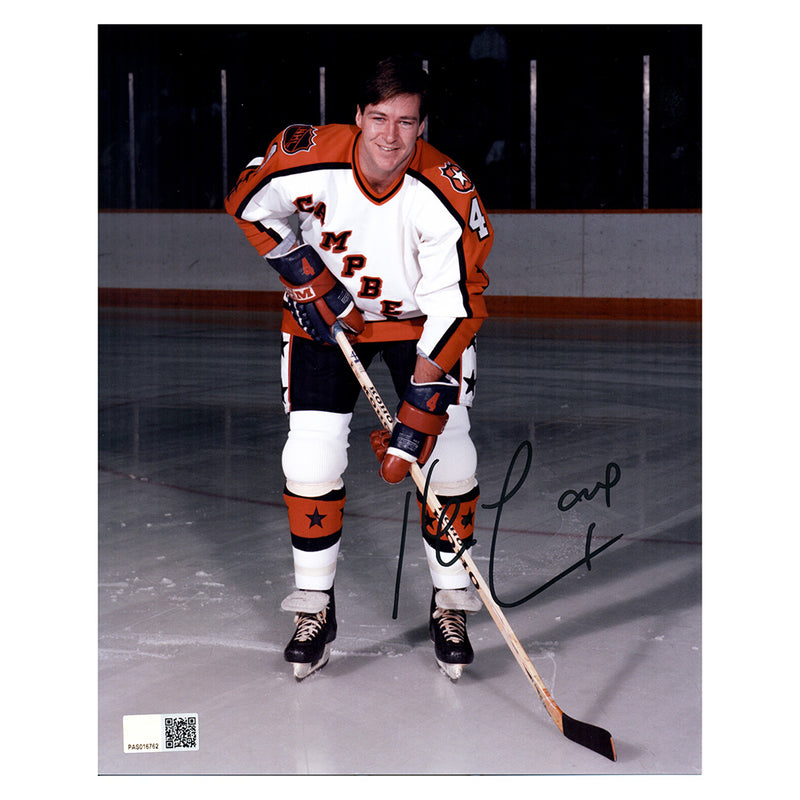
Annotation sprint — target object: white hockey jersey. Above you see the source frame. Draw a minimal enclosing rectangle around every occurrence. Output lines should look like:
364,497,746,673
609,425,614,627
225,123,493,371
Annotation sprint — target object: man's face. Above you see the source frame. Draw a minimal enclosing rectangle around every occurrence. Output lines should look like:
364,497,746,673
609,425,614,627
355,93,425,189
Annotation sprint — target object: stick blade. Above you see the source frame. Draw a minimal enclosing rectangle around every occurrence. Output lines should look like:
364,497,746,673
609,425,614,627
561,713,617,761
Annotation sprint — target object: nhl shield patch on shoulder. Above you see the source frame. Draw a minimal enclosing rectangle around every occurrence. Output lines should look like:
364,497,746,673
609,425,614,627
282,124,317,155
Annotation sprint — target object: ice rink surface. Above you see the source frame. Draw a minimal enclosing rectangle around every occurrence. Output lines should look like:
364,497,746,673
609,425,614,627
98,308,701,776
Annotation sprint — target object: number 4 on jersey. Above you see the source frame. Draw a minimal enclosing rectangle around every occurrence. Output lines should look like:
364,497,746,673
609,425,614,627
468,197,490,240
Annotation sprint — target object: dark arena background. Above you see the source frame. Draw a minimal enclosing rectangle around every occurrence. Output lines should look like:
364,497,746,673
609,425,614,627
98,24,700,213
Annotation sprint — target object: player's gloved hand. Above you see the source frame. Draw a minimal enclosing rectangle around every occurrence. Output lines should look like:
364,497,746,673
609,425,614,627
372,375,460,483
267,243,364,345
369,429,391,461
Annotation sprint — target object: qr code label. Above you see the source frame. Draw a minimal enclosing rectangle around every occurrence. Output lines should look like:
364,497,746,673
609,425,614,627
164,715,198,750
123,713,199,753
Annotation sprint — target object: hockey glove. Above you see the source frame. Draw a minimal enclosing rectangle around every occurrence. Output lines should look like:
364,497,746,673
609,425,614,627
267,243,364,345
373,375,460,484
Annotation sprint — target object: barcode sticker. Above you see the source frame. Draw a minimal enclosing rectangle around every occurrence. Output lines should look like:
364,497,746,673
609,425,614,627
123,713,199,753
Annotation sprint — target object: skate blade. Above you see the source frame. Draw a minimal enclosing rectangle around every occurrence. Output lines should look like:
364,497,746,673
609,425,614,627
435,658,465,681
292,644,330,680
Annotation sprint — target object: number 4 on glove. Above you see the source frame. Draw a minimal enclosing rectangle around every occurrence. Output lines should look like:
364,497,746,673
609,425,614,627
267,243,364,345
373,375,459,483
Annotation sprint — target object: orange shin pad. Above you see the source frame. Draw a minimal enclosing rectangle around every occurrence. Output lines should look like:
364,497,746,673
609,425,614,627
284,485,346,549
417,485,479,552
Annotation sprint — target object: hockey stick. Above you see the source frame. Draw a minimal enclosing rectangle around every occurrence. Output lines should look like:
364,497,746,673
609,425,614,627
332,321,617,762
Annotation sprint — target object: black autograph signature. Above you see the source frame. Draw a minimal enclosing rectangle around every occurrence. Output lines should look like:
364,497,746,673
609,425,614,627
391,441,623,616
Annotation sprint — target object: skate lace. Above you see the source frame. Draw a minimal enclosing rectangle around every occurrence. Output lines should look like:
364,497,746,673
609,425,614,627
293,610,326,642
434,609,467,643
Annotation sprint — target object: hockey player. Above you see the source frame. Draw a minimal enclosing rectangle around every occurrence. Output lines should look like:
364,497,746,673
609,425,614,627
225,55,493,680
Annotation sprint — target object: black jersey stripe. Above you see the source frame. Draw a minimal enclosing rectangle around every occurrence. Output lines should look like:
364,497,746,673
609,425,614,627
233,162,352,218
427,318,467,364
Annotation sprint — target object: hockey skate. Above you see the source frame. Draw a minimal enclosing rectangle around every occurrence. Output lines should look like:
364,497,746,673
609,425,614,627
281,588,337,680
429,587,482,681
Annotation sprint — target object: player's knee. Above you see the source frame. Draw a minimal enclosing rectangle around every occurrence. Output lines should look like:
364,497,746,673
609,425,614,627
282,410,351,496
421,405,478,494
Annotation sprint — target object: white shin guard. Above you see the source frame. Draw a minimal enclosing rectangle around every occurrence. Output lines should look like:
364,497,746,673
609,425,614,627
418,404,477,490
291,541,340,591
424,540,471,590
282,410,351,496
282,411,350,590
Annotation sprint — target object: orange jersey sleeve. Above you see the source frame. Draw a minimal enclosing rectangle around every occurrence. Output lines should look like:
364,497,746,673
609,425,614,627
224,124,358,257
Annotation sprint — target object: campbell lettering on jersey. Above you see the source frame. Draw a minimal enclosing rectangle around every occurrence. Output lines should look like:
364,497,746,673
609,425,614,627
319,230,352,253
380,299,403,317
293,195,327,224
358,276,383,299
341,255,366,276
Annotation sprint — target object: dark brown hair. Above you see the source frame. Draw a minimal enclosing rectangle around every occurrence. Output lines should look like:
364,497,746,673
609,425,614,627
357,55,429,121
